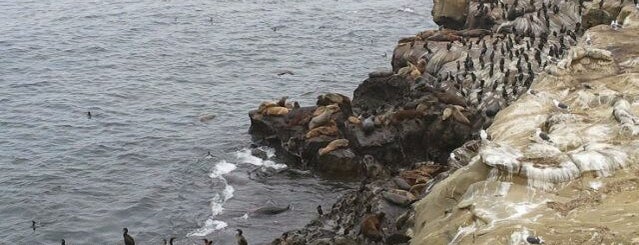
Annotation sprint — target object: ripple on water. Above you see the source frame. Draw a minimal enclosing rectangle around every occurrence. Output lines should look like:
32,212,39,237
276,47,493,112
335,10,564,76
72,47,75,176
0,0,433,243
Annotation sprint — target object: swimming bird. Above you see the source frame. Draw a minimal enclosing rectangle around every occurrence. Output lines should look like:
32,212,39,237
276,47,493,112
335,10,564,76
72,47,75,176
32,220,36,231
87,111,92,119
169,237,176,245
552,99,569,111
203,238,213,245
236,229,248,245
317,205,324,216
123,228,135,245
61,239,65,245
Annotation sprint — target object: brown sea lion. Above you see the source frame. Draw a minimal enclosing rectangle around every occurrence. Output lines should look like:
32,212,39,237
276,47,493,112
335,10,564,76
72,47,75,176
398,36,419,44
317,93,351,107
443,106,471,125
434,90,468,107
360,212,385,242
347,116,361,125
318,139,349,155
391,109,425,123
305,124,338,139
277,96,288,107
427,33,462,42
257,101,278,113
308,105,339,129
263,106,289,116
455,29,492,37
382,189,417,207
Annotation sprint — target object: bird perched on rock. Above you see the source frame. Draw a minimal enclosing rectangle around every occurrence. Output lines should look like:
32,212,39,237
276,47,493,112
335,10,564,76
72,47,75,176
526,236,544,244
236,229,248,245
123,228,135,245
361,112,375,135
532,128,553,144
317,205,324,216
552,99,569,111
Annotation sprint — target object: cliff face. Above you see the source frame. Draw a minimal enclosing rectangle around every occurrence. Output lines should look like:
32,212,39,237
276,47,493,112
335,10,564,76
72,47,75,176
412,7,639,245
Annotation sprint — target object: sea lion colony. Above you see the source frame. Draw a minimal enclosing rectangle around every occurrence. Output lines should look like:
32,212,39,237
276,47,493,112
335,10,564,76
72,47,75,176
248,0,637,243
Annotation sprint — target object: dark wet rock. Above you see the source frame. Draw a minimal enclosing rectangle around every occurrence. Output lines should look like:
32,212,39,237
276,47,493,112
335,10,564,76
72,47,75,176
315,148,359,179
352,75,413,113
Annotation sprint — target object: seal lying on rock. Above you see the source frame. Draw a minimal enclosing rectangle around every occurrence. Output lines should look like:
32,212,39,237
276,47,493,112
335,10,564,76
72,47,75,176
308,104,339,130
318,139,349,156
382,189,417,207
263,106,290,116
305,123,338,139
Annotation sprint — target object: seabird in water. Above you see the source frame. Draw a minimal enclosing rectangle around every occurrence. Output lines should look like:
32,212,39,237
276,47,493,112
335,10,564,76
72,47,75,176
236,229,248,245
317,205,324,216
123,228,135,245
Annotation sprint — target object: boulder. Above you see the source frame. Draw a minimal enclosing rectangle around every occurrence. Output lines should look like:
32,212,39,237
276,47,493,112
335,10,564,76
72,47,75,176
432,0,469,29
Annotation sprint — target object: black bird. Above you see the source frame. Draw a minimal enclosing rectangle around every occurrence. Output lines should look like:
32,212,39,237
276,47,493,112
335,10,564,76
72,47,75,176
123,228,135,245
87,111,92,119
32,221,36,231
203,239,213,245
526,236,544,244
317,205,324,216
236,229,248,245
61,239,65,245
169,237,176,245
446,42,452,51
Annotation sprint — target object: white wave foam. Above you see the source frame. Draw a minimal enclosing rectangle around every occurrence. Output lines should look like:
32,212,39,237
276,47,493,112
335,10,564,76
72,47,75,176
209,160,237,179
186,219,228,237
400,7,415,13
236,148,287,170
189,160,237,237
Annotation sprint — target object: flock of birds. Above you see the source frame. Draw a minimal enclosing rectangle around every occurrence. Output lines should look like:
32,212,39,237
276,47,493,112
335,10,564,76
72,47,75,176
52,227,246,245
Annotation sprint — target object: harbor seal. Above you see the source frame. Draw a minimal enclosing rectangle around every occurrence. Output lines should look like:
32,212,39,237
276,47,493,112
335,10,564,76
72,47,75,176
318,139,349,156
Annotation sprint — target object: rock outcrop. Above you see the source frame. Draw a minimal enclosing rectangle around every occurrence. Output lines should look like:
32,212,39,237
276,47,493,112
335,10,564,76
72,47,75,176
247,0,639,243
412,6,639,245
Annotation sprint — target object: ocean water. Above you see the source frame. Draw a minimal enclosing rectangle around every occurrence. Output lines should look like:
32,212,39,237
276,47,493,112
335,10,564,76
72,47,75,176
0,0,434,243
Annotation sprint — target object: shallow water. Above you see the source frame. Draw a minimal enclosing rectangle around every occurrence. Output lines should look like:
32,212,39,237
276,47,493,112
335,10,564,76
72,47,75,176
0,0,434,243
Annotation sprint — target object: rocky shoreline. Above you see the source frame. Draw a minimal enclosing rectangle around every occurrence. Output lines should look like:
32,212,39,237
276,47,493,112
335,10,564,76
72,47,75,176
248,0,639,243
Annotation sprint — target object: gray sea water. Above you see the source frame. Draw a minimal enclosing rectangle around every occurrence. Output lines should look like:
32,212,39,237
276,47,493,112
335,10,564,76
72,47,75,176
0,0,434,244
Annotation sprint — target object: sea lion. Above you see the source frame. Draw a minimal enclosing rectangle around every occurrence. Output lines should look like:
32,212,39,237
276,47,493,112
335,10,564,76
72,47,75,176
257,101,278,113
391,109,425,123
360,212,385,242
427,33,462,42
434,90,468,107
317,93,351,107
382,189,417,207
392,177,412,191
277,96,288,107
408,183,429,196
347,116,361,125
263,106,290,116
445,106,471,125
318,139,349,156
305,123,338,139
199,113,216,122
251,204,290,215
308,105,339,129
455,29,492,37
